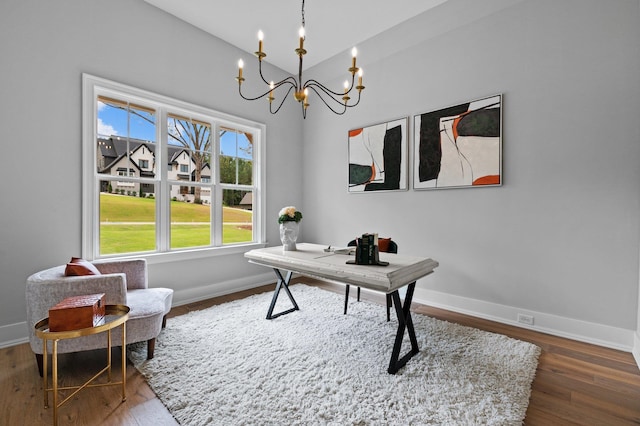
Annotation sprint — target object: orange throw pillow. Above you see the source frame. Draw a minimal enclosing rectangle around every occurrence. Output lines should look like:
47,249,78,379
65,257,101,276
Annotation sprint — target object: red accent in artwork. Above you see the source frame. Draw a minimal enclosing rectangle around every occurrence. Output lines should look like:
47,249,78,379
452,116,462,141
349,128,363,138
473,175,500,185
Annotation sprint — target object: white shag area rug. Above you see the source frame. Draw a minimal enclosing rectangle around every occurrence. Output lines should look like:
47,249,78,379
129,284,540,425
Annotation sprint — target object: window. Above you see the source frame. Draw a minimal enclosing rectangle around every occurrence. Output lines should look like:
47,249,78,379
82,74,265,260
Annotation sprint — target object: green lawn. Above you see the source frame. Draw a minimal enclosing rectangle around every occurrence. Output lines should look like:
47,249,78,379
99,193,253,254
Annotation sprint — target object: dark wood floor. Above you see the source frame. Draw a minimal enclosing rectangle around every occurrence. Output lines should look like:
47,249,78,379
2,279,640,425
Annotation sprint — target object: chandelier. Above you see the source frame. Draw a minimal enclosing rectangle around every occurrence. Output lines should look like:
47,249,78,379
235,0,364,119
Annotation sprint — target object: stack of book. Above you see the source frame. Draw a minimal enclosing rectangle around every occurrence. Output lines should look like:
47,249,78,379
355,233,380,265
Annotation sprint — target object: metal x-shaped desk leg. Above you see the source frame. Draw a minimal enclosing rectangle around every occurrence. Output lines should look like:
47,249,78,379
266,268,300,319
388,281,419,374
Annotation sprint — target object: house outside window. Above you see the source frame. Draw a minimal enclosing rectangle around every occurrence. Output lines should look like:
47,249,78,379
82,74,265,261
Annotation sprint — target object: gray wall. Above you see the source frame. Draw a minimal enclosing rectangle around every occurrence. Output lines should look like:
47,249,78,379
0,0,303,344
302,0,640,349
1,0,639,353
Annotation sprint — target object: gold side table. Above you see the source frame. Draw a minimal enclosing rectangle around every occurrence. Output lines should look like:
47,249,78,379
34,304,130,426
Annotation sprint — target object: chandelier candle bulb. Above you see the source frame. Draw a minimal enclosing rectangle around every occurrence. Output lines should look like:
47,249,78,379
351,47,357,69
237,59,244,81
358,69,363,87
258,30,264,55
342,81,350,103
298,27,305,50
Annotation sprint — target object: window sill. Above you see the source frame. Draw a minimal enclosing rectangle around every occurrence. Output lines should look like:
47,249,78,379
101,242,267,265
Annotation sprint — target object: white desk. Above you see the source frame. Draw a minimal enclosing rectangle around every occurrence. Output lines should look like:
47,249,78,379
244,243,439,374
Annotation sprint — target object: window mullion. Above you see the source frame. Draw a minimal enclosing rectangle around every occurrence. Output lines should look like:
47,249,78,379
212,123,222,246
158,107,170,252
254,127,264,244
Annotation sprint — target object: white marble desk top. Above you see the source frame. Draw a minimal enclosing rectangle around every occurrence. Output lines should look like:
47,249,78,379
245,243,439,293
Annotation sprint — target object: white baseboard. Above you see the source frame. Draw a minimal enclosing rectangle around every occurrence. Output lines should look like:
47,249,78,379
171,272,276,307
0,321,29,349
412,287,635,353
633,332,640,370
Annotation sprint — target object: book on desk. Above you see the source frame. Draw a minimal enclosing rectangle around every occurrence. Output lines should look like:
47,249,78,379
346,233,389,266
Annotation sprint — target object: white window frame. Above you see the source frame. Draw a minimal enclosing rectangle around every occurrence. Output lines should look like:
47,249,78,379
82,74,266,264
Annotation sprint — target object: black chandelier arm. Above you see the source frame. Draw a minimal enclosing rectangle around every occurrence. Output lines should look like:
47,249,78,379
257,61,299,89
273,78,299,91
341,86,363,108
306,79,362,108
305,85,348,115
309,83,363,113
257,60,270,86
238,85,273,102
270,85,296,115
305,82,347,106
344,89,363,108
305,74,356,98
238,79,297,102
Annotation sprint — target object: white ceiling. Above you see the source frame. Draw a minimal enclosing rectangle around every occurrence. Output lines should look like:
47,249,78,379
144,0,450,74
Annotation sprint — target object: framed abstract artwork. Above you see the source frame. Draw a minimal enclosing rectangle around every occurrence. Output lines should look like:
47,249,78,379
348,117,408,193
413,94,502,190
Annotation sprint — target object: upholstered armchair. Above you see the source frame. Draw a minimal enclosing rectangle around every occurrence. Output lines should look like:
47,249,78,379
26,258,173,376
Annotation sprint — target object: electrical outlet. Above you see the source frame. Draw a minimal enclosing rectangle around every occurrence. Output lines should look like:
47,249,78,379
517,314,534,326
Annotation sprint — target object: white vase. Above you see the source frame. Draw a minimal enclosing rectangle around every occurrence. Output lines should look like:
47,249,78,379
279,221,299,251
